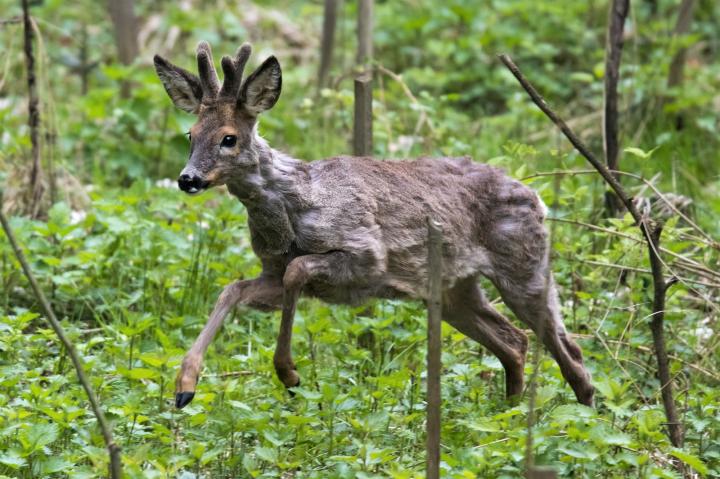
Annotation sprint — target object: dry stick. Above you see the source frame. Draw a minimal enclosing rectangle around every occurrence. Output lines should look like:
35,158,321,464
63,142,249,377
426,218,443,479
602,0,629,215
498,54,684,449
317,0,338,92
523,168,719,249
0,197,122,478
548,217,720,281
22,0,42,218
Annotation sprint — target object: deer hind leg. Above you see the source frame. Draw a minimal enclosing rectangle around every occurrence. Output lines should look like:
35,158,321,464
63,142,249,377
443,277,528,399
493,272,594,406
175,277,283,408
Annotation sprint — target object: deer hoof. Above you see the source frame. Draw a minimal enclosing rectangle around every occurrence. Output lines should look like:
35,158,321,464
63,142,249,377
286,377,300,397
175,391,195,409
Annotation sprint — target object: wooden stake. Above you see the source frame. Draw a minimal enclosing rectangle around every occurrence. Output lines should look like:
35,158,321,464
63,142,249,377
426,218,443,479
353,72,373,156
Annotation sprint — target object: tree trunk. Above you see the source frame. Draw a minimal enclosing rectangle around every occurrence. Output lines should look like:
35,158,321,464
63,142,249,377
21,0,43,218
602,0,629,216
356,0,373,68
666,0,696,130
107,0,139,98
318,0,338,92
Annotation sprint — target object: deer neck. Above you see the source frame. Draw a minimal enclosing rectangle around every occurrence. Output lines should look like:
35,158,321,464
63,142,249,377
226,136,309,257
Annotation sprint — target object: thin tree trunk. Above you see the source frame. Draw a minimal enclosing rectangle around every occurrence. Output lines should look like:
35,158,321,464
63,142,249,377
499,53,684,451
357,0,373,68
602,0,629,215
21,0,42,218
107,0,139,98
318,0,338,92
666,0,696,130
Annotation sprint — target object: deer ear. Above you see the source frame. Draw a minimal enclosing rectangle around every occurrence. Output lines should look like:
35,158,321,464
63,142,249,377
153,54,203,114
239,56,282,115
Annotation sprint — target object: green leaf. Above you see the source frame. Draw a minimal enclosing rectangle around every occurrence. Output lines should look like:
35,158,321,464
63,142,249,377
254,446,278,463
117,367,160,380
670,449,708,476
19,423,59,453
0,450,26,469
39,456,74,475
623,146,660,159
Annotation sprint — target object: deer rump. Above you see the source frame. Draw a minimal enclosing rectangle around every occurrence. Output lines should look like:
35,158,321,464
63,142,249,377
275,155,548,306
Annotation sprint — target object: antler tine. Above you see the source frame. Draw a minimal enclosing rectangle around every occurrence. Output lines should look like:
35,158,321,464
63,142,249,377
196,41,220,98
220,43,252,99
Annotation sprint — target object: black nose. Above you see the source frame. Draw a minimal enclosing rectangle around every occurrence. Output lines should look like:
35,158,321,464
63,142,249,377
177,174,208,193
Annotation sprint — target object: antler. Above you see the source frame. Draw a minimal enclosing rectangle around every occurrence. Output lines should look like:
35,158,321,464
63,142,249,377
220,43,252,99
196,41,220,98
195,41,253,101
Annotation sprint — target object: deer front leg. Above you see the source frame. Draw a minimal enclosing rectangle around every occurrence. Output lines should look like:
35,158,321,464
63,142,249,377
273,252,360,390
175,277,282,408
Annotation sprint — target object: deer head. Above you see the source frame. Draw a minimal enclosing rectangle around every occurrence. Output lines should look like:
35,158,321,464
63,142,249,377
153,42,282,194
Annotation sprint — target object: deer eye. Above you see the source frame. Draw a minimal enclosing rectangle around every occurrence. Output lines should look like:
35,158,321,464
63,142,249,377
220,135,237,148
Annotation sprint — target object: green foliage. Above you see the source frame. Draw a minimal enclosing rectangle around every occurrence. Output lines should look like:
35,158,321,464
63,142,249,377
0,0,719,477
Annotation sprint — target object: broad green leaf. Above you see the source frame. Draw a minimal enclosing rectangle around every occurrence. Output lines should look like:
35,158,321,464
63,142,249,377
670,449,708,476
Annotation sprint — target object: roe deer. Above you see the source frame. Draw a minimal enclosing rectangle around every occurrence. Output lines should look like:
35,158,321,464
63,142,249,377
153,42,594,409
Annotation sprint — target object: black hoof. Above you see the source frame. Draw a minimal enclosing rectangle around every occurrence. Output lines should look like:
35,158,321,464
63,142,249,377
286,378,300,397
175,391,195,409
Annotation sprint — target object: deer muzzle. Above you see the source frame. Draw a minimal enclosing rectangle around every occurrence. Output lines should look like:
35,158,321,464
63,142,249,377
178,173,210,195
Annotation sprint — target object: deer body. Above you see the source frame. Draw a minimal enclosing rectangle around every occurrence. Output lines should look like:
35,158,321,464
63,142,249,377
154,42,594,409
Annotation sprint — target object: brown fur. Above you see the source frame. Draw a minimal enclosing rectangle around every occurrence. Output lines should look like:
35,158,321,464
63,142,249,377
155,42,594,409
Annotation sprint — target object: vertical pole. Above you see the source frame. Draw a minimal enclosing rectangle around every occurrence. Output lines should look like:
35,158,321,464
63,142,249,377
353,0,373,156
426,218,443,479
353,73,373,156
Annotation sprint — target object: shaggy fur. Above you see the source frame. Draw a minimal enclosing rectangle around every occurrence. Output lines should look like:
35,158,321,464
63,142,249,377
154,42,594,409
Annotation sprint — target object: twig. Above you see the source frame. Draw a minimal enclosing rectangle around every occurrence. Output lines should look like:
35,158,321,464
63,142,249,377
549,217,720,281
524,168,718,248
426,218,443,479
573,333,719,382
0,192,122,478
0,16,22,25
499,53,684,448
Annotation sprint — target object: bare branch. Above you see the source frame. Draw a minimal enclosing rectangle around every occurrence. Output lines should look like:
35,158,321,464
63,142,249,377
499,53,684,448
